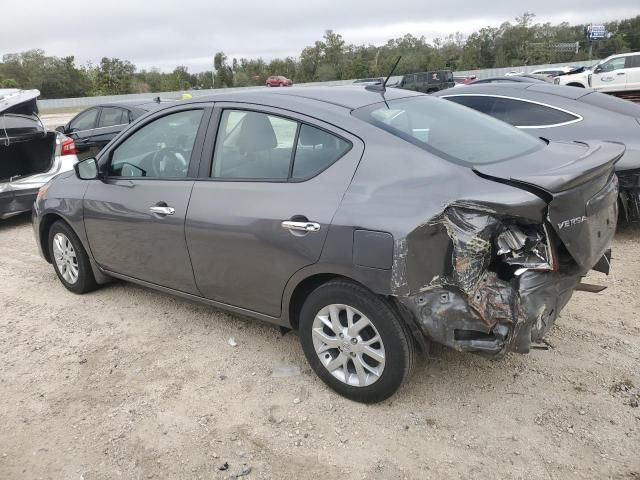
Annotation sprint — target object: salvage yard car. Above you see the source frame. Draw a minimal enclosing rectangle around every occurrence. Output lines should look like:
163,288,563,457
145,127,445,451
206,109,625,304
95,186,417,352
33,86,621,402
554,52,640,95
1,89,79,219
434,83,640,221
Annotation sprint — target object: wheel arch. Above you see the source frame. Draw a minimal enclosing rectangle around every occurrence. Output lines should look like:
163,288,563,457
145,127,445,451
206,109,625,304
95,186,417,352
284,270,428,352
39,213,68,263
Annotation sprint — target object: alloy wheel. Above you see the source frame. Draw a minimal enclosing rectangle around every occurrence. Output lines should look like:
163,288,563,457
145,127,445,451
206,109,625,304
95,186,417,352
311,304,386,387
52,232,79,284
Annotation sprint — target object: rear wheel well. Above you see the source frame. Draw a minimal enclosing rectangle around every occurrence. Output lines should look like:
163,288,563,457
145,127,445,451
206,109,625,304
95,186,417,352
287,274,427,352
288,274,340,331
39,213,66,262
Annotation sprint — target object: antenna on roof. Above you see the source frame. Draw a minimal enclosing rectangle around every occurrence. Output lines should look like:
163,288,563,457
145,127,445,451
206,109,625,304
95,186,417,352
366,56,402,92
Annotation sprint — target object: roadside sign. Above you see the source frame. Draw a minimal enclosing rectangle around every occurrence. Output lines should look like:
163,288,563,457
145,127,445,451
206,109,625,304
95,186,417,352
585,24,607,40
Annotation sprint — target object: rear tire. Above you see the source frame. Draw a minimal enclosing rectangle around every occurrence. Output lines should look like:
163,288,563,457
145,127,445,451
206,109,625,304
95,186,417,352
48,220,98,294
299,280,416,403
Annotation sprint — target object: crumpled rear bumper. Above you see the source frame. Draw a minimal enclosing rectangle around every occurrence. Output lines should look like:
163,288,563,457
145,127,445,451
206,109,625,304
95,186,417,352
397,268,581,356
0,185,39,219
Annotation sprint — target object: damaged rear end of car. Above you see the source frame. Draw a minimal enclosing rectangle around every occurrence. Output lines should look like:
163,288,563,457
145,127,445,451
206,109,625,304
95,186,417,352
395,142,622,356
352,95,622,357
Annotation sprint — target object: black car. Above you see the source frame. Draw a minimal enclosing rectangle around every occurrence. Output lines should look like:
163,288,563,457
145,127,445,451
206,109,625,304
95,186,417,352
57,99,171,160
395,70,454,93
433,83,640,221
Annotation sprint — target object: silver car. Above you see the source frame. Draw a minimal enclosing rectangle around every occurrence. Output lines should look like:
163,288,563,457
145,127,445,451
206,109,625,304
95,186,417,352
0,89,79,219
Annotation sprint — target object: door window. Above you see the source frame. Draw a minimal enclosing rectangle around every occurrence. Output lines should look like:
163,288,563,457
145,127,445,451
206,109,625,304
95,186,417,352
108,109,204,178
600,57,626,72
98,107,128,128
491,98,580,127
212,110,297,179
211,110,351,180
69,108,98,132
627,55,640,68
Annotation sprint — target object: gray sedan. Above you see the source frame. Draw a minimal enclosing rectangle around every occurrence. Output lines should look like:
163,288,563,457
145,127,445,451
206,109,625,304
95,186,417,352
433,83,640,221
33,86,621,402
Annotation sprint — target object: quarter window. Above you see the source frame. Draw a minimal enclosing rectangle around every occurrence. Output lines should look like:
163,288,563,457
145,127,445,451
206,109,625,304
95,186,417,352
98,107,128,128
69,108,98,132
446,95,496,115
491,98,579,127
108,109,203,178
293,125,351,179
211,110,351,180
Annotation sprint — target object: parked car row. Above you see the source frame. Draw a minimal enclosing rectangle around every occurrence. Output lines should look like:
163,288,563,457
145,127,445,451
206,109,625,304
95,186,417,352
31,84,622,403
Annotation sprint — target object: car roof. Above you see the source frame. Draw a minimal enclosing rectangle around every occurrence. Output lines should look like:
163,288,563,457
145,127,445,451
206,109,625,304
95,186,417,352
437,82,592,101
182,85,424,110
93,99,173,112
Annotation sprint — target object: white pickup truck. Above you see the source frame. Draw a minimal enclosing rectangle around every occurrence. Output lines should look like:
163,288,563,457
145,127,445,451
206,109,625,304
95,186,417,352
554,52,640,94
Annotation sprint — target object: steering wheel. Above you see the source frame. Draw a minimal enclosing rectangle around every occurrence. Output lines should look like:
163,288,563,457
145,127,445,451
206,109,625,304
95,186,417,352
149,147,187,177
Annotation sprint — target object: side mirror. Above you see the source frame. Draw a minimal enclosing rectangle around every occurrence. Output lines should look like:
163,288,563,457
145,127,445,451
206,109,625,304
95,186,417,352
74,158,99,180
594,65,603,74
55,125,65,133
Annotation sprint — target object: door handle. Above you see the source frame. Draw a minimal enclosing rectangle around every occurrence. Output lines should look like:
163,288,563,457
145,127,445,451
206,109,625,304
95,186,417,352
281,221,321,232
149,205,175,216
616,72,625,75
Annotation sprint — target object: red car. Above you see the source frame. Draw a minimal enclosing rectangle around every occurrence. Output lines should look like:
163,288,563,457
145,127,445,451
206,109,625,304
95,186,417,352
266,75,292,87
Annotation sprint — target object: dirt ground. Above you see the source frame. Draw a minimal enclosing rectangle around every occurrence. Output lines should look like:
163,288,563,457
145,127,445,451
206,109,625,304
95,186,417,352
0,214,638,480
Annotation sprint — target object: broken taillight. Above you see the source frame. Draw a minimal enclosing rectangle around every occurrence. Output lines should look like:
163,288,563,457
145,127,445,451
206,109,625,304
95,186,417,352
60,137,77,156
496,224,557,272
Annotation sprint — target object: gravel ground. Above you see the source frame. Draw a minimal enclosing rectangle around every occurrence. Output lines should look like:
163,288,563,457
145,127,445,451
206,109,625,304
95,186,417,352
0,214,639,480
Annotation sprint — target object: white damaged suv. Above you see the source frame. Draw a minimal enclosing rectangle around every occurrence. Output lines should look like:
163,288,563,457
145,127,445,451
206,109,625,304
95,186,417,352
554,52,640,93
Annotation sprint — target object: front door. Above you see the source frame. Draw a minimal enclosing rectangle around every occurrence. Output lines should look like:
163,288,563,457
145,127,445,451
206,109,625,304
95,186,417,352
83,107,208,294
591,56,627,92
186,105,363,317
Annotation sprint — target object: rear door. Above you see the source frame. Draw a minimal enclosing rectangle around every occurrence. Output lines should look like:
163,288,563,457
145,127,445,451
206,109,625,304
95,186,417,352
91,107,130,156
185,104,364,317
624,54,640,91
84,106,210,294
66,107,99,160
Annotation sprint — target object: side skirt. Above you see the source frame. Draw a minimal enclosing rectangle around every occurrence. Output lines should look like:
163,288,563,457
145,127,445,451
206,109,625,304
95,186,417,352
100,269,288,328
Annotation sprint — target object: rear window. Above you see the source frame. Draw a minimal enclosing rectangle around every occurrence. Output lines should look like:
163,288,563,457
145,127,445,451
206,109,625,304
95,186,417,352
580,92,640,118
353,96,543,165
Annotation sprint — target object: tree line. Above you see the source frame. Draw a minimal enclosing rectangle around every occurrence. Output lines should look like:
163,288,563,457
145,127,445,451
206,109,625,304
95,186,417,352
1,13,639,99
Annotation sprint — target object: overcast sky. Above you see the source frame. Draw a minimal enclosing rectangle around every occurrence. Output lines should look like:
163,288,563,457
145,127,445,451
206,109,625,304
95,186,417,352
1,1,638,72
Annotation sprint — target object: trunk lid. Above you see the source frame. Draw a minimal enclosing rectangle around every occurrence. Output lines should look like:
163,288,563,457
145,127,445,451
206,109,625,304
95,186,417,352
0,89,40,116
474,140,624,272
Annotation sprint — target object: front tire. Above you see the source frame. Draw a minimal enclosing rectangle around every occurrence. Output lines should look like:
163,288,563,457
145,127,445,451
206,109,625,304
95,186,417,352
299,280,416,403
48,220,98,294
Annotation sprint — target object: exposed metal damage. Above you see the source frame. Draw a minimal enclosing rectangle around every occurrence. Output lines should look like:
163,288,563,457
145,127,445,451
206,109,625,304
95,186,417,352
393,203,586,356
618,169,640,222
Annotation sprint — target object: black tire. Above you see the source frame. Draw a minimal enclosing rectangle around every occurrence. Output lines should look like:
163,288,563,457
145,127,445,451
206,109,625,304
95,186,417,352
48,220,98,294
299,280,416,403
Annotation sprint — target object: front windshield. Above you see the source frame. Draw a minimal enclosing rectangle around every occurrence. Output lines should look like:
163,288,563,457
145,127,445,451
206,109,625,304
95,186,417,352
353,96,544,165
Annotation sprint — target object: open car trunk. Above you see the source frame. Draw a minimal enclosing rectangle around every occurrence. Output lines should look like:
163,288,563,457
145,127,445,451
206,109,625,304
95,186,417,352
0,89,56,182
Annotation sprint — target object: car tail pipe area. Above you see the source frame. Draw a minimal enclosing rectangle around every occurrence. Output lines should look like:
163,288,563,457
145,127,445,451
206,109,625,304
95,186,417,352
392,204,602,356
